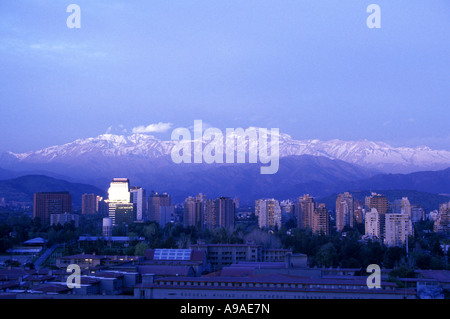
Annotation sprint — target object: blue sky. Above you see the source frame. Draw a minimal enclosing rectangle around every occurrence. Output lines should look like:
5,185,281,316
0,0,449,153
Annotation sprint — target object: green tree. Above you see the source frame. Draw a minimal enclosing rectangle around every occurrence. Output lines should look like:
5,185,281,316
134,242,150,256
315,242,338,268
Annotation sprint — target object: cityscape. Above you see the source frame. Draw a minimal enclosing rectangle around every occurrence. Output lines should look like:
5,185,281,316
1,1,449,312
0,176,449,300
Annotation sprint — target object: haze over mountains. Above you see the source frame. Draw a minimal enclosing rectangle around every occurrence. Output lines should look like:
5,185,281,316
0,129,449,204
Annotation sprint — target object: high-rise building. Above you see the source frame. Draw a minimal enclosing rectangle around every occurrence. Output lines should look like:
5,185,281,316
130,186,146,222
159,205,175,226
280,200,294,225
257,199,282,229
311,203,330,235
114,203,136,226
384,213,413,247
184,196,198,228
33,192,72,225
107,178,133,226
365,208,381,239
336,192,354,232
434,201,450,234
411,205,424,223
365,193,389,214
297,194,315,229
96,196,108,216
82,193,97,215
215,197,235,229
204,199,217,229
354,199,365,224
103,217,113,238
147,192,171,223
365,193,388,240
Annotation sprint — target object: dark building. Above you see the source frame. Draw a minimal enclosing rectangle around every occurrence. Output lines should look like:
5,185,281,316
215,197,235,229
81,193,97,215
33,192,72,225
114,203,136,226
312,204,330,236
295,194,315,230
147,192,171,222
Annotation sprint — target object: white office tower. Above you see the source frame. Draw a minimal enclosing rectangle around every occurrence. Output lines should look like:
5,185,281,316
107,178,131,225
103,217,113,239
365,208,381,239
384,213,413,247
257,199,282,229
130,186,146,221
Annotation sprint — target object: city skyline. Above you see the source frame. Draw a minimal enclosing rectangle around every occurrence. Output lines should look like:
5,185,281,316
1,1,450,153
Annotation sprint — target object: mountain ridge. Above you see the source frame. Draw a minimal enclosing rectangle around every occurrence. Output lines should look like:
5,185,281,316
3,130,450,173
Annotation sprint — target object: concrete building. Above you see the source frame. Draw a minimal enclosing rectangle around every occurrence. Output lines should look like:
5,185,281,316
257,199,282,229
130,186,146,222
311,204,330,236
134,273,415,299
434,201,450,234
365,193,388,240
103,217,113,238
190,243,292,271
336,192,354,231
365,208,381,239
147,192,171,223
82,193,97,215
33,192,72,225
384,213,413,247
296,194,315,229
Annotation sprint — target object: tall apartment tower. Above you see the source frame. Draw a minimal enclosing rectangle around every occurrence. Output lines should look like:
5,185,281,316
33,192,72,225
82,193,97,215
336,192,354,232
297,194,315,229
204,199,217,229
365,208,381,239
147,192,171,223
215,197,235,229
434,201,450,234
365,193,389,214
130,186,146,222
365,193,389,240
103,217,113,238
384,213,413,247
257,199,282,229
311,203,330,236
184,196,200,228
107,178,134,226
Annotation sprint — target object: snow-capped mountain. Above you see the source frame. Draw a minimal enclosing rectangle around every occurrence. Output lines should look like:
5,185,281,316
5,129,450,173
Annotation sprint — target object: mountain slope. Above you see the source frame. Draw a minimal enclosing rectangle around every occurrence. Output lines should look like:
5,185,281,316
346,167,450,195
0,175,107,207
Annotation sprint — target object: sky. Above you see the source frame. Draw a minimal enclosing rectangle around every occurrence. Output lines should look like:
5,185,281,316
0,0,449,153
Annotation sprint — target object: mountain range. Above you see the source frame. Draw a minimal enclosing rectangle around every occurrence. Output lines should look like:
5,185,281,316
0,130,449,205
3,130,450,173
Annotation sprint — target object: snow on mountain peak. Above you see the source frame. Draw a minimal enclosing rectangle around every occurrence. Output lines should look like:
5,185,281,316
6,130,450,173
